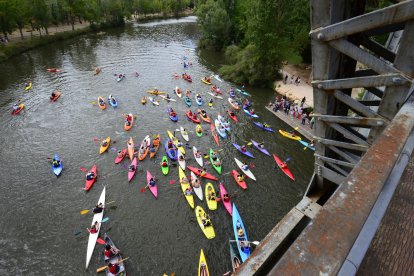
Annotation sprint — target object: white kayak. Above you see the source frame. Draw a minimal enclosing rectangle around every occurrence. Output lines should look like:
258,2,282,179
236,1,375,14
234,158,256,181
178,150,186,171
193,146,203,167
180,126,190,142
207,92,223,99
191,171,203,200
214,74,223,82
86,187,106,269
159,95,176,102
148,96,159,106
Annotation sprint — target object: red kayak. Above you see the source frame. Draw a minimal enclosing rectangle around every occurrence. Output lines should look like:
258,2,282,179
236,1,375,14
273,154,295,181
50,91,61,102
231,170,247,190
211,86,222,94
47,68,61,73
226,110,238,122
114,148,127,164
183,74,192,83
185,110,201,123
187,165,218,181
210,123,219,146
84,165,97,191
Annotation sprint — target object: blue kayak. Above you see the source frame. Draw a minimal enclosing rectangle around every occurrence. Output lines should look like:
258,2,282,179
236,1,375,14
52,153,63,176
167,107,178,122
108,97,118,108
164,139,178,161
184,96,192,107
243,108,259,118
252,121,274,132
195,95,203,106
236,88,251,96
232,203,250,262
232,143,255,158
299,140,315,151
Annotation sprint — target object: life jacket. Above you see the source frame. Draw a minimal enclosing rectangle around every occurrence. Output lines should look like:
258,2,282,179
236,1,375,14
109,264,120,274
104,249,114,258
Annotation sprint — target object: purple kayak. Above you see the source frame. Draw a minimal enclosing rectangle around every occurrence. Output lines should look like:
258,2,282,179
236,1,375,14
252,121,275,132
232,143,255,158
251,139,271,156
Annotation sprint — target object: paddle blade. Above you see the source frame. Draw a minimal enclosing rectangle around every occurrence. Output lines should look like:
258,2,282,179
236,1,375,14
285,157,291,163
169,180,176,185
250,163,255,168
215,197,221,202
102,217,109,223
140,187,147,193
96,265,108,273
251,241,260,245
96,238,106,245
303,147,308,150
74,230,82,236
80,167,87,172
80,209,90,215
247,142,252,146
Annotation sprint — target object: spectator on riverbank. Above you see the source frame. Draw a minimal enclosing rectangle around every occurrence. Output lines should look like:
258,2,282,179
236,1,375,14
295,77,301,86
302,113,307,125
310,116,315,129
301,97,306,107
283,74,288,84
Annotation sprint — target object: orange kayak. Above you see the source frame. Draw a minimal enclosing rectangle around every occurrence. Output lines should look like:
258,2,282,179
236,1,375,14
127,137,135,160
150,134,160,158
197,109,212,123
98,96,106,110
138,135,150,161
124,113,134,131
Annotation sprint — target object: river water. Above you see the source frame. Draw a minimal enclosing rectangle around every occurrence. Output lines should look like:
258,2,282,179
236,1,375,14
0,16,313,275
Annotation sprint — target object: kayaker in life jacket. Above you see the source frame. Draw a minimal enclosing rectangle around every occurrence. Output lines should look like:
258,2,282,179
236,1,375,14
237,174,245,182
117,150,124,158
249,108,255,114
258,142,265,148
93,203,104,214
12,103,19,111
239,240,250,251
108,262,120,274
89,221,99,234
160,160,168,167
102,140,108,147
182,177,189,184
149,178,156,187
128,164,135,172
50,92,56,100
185,186,192,195
104,244,118,259
242,163,249,171
207,187,216,200
178,155,185,162
237,223,244,237
200,261,208,276
240,145,247,152
223,193,230,202
192,178,200,188
280,162,288,169
52,159,60,167
86,171,96,180
209,99,214,104
192,113,197,120
199,168,207,176
263,123,270,128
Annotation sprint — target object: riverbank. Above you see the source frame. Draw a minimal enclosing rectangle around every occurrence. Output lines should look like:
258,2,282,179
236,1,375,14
129,9,195,22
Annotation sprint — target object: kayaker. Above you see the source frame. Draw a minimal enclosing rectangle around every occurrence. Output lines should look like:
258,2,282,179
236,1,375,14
52,158,60,167
242,163,249,171
12,103,19,111
93,203,104,214
102,140,108,147
310,140,315,147
50,91,56,100
149,178,156,187
108,262,120,274
280,162,288,169
192,178,200,188
229,111,235,116
200,262,208,276
125,120,131,126
104,244,119,259
117,150,125,158
240,145,247,153
249,108,255,114
170,110,176,117
239,240,251,251
86,171,96,181
199,168,207,177
258,142,265,148
290,130,296,136
125,114,132,122
128,164,135,172
237,223,244,237
166,94,171,100
167,140,174,148
214,159,221,167
185,186,192,195
188,110,193,117
160,160,168,167
263,123,270,128
195,150,202,158
182,177,189,184
192,113,197,121
209,99,214,105
223,194,230,202
99,98,105,106
212,85,217,90
207,186,216,200
178,155,185,162
237,174,245,182
88,221,99,234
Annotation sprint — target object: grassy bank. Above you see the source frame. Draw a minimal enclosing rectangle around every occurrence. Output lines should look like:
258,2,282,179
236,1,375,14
131,9,194,22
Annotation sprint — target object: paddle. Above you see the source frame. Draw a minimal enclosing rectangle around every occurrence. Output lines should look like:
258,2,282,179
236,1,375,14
284,157,291,163
80,201,116,214
96,238,106,245
102,217,109,223
80,167,87,172
229,239,260,245
96,257,129,273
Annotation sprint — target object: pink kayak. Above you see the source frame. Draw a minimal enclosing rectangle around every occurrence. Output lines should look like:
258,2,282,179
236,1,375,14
220,183,232,215
231,170,247,190
128,157,137,182
187,165,218,181
146,170,158,198
273,154,295,181
115,148,127,164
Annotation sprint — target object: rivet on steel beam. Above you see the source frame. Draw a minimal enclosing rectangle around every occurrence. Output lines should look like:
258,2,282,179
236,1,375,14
317,33,325,40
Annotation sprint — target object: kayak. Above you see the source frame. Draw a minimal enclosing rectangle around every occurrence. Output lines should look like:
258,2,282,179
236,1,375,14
205,182,218,211
217,114,231,132
208,100,213,107
103,233,126,276
197,109,212,123
184,96,192,107
231,170,247,190
195,206,215,239
214,75,223,82
99,137,111,154
98,96,106,110
84,165,97,191
179,167,194,208
116,74,125,82
234,158,256,181
164,139,178,161
25,82,32,91
233,143,255,158
232,203,250,262
52,153,63,176
85,186,105,269
253,121,275,132
167,130,185,154
211,86,222,94
150,134,160,158
50,91,61,102
228,98,240,110
229,240,242,272
177,150,186,171
201,78,212,85
207,92,223,99
161,156,169,175
251,139,271,157
167,107,178,122
183,74,192,82
186,110,201,123
108,96,118,108
227,109,238,122
193,146,203,167
273,154,295,181
160,95,176,102
94,68,101,76
198,249,210,276
148,96,160,106
138,135,150,161
195,94,203,106
128,157,137,182
147,90,166,95
47,68,60,73
279,129,301,141
124,113,134,131
243,108,259,118
141,97,147,104
299,140,315,151
187,165,218,181
190,172,203,200
179,126,190,142
114,148,127,163
214,119,227,139
175,86,182,98
236,88,251,96
219,183,232,215
146,170,158,198
210,123,219,146
11,103,25,115
196,124,203,137
127,137,135,160
209,148,222,174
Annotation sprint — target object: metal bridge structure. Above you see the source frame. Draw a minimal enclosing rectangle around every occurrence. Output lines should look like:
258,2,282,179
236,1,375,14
235,1,414,275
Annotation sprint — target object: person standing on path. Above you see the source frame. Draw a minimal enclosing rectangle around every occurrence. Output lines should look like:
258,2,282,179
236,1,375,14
301,97,306,107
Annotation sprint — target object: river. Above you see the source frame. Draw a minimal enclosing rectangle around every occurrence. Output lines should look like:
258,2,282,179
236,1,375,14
0,16,313,275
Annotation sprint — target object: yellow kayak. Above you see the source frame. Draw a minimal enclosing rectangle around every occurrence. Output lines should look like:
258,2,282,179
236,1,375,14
205,183,217,210
279,129,302,141
99,137,111,154
167,130,185,154
195,206,215,239
179,167,194,208
198,249,210,276
147,90,166,95
25,82,32,91
201,78,212,85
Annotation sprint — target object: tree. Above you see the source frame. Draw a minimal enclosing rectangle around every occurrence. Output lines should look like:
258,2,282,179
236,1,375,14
0,0,15,38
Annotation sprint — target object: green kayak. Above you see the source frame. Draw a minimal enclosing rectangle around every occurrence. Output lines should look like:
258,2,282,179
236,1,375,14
161,156,169,175
209,148,222,174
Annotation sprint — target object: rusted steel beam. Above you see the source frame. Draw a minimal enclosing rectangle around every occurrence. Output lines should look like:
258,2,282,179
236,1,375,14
268,94,414,275
312,74,408,90
315,114,386,127
316,137,369,152
333,90,379,118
